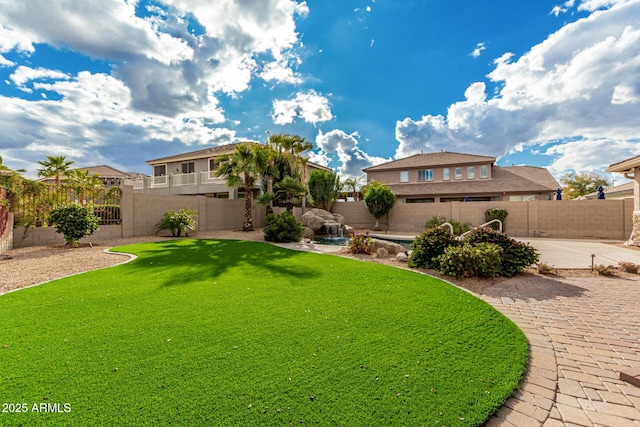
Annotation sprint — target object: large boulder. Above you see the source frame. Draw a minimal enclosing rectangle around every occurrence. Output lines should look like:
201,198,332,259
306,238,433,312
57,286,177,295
371,238,408,256
301,208,347,236
302,227,315,240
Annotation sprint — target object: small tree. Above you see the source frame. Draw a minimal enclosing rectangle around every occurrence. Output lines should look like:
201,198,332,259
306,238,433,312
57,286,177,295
263,212,304,243
156,209,197,237
48,203,99,247
307,169,342,211
363,181,396,231
274,175,306,213
560,172,611,199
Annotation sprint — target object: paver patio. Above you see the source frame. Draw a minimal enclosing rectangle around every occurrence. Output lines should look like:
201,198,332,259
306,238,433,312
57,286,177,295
482,275,640,426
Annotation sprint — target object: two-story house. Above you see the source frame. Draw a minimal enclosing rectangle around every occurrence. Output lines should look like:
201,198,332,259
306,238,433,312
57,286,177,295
362,151,559,203
131,142,331,199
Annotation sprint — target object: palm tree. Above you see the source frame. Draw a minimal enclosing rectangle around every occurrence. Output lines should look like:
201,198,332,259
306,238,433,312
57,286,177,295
37,155,75,187
275,176,306,213
0,156,26,173
343,176,362,201
69,169,102,205
267,133,313,211
214,143,263,231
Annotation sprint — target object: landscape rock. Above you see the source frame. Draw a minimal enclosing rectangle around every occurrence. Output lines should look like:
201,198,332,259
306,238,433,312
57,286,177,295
371,238,407,256
301,208,347,236
396,252,408,262
376,247,389,258
303,227,315,240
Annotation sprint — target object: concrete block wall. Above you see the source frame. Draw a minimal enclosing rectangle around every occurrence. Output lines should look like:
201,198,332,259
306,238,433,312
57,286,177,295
333,199,633,239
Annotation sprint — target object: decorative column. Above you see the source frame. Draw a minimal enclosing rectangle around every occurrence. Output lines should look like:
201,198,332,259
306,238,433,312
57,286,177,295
625,168,640,246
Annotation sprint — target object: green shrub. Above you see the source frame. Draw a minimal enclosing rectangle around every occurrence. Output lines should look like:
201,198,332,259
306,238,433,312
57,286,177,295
48,203,99,247
464,227,538,277
348,229,374,255
156,209,197,237
484,208,508,231
424,215,472,235
408,226,458,269
437,242,503,278
263,212,304,243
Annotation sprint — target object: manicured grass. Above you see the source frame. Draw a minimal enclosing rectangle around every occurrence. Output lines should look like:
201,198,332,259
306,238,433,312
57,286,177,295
0,239,527,426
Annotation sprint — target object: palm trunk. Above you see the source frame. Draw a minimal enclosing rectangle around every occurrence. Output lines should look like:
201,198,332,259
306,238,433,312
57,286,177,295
243,177,253,231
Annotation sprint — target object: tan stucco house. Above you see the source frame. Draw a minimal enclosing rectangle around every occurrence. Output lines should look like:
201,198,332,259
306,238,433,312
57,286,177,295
362,151,559,203
132,142,330,198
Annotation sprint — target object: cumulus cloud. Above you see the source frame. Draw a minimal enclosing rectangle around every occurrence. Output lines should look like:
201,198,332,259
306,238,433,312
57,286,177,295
10,66,69,92
395,0,640,176
271,90,334,125
315,129,389,177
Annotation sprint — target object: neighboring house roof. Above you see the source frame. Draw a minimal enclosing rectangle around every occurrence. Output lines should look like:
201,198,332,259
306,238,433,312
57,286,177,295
145,141,332,172
362,151,496,172
389,166,559,197
581,181,634,199
607,155,640,173
77,165,142,178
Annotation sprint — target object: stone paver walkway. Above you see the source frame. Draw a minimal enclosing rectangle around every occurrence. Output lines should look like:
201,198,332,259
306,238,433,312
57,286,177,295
482,274,640,426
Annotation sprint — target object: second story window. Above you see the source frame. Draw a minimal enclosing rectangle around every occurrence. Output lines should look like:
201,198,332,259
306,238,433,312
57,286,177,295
209,158,216,171
455,167,462,180
443,168,450,180
154,165,166,176
480,165,488,178
181,162,195,174
418,169,433,181
467,166,475,179
400,171,409,182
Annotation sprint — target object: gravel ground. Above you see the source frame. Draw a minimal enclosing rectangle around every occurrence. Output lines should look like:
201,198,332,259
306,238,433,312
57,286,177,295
1,229,634,296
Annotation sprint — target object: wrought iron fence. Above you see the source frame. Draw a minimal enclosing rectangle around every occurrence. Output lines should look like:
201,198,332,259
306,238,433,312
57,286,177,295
11,183,122,227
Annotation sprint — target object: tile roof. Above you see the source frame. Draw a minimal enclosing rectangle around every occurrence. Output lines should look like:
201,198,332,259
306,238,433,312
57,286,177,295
362,151,496,172
389,166,559,197
76,165,140,178
146,142,251,164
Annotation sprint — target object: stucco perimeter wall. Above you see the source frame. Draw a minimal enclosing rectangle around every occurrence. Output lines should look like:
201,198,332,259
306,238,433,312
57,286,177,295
332,199,633,239
13,186,266,248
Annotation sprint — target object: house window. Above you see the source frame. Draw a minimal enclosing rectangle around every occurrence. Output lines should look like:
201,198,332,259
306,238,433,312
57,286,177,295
480,165,488,178
400,171,409,182
455,167,462,180
153,165,166,176
443,168,450,180
467,166,475,179
209,158,216,171
181,162,195,174
418,169,433,181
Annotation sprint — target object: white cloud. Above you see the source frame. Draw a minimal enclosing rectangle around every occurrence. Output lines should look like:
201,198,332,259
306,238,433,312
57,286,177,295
395,0,640,174
271,90,333,125
471,42,486,58
10,66,69,92
543,138,639,177
315,129,389,177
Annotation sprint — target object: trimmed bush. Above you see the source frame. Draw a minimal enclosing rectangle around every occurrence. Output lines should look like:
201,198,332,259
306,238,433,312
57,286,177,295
48,203,99,247
156,208,197,237
437,242,503,278
263,212,304,243
484,208,508,231
425,215,472,235
464,227,539,277
408,226,458,269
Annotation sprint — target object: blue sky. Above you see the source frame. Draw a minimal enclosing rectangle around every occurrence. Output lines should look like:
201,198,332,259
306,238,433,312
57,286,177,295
0,0,639,183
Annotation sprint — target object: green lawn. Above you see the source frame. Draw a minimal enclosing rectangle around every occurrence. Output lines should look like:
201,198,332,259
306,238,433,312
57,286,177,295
0,239,527,426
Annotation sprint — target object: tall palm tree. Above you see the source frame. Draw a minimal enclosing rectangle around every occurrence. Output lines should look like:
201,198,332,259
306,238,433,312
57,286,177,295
267,133,313,211
37,155,75,187
214,143,263,231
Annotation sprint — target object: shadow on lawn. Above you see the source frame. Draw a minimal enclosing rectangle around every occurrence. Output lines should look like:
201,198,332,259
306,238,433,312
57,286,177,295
117,238,322,289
